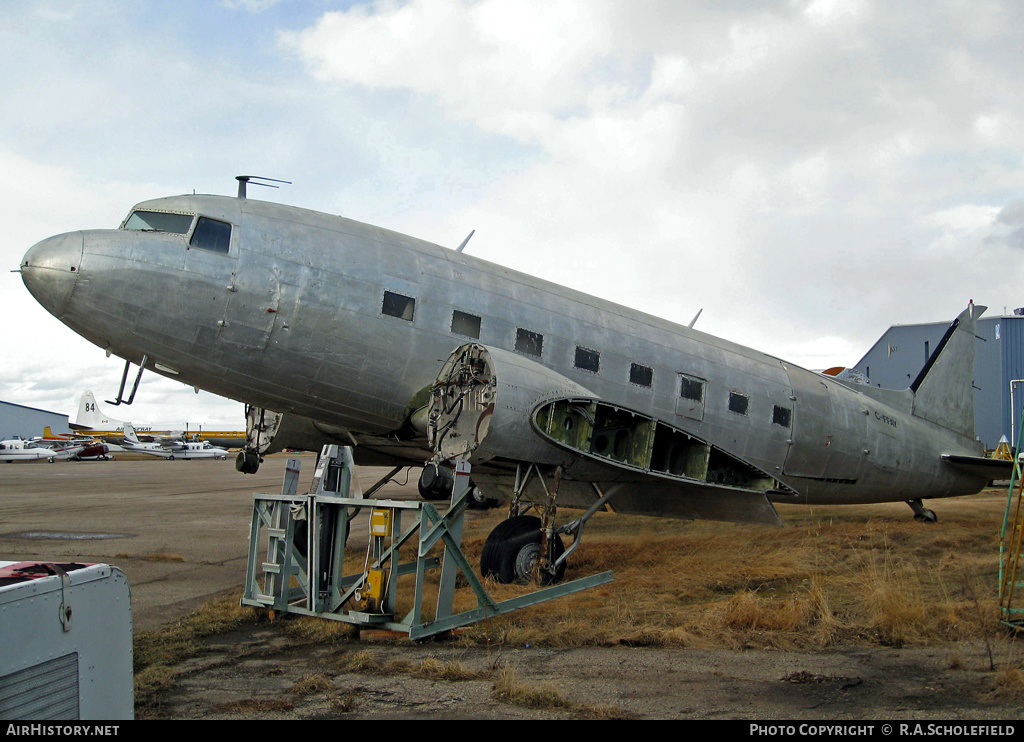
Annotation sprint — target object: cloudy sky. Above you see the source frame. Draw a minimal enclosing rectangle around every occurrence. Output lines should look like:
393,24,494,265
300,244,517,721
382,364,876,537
3,0,1024,431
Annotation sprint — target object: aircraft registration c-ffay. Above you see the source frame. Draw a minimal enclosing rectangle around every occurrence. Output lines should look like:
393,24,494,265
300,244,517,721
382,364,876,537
19,179,1008,583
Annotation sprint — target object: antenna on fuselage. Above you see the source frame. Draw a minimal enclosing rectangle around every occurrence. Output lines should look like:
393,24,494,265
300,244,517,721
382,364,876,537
455,230,475,253
235,175,292,199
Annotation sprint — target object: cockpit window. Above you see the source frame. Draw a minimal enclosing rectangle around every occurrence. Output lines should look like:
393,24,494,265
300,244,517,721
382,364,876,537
189,217,232,254
124,210,194,234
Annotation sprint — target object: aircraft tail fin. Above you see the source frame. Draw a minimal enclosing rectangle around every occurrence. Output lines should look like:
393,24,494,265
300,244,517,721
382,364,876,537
123,421,140,443
76,390,125,429
910,302,984,439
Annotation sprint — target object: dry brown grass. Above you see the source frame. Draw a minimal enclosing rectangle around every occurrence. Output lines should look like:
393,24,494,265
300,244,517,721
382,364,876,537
270,487,1008,656
208,698,294,714
291,673,336,696
328,647,485,681
442,488,1010,652
134,486,1024,715
133,594,271,716
492,666,632,718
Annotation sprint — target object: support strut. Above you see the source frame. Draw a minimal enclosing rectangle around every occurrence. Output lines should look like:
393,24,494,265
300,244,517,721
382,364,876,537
106,355,148,406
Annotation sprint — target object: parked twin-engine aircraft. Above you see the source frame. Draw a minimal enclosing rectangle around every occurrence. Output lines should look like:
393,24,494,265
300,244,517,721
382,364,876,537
19,180,1008,582
119,421,169,455
74,390,245,450
121,421,229,460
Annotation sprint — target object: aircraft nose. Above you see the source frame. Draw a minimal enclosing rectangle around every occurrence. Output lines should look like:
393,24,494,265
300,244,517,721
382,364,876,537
20,231,84,318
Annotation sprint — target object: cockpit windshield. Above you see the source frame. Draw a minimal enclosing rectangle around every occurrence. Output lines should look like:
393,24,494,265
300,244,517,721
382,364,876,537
124,210,194,234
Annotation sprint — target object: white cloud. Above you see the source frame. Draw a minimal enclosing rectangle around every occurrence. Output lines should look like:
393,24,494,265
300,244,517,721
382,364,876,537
222,0,286,11
280,0,620,135
925,204,1000,234
5,0,1024,422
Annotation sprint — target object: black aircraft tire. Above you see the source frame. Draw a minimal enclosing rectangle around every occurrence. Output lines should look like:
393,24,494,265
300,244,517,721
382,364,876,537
480,515,538,576
481,515,566,585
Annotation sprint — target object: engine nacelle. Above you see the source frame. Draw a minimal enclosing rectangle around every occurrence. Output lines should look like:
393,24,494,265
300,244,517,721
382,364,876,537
427,343,597,465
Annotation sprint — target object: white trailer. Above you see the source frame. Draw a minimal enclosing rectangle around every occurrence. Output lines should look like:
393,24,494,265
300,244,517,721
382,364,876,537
0,562,133,720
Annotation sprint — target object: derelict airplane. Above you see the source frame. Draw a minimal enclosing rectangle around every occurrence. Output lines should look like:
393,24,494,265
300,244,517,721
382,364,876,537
18,177,1008,582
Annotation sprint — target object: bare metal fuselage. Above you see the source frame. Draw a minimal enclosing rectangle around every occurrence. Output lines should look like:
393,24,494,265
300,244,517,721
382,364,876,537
21,194,990,520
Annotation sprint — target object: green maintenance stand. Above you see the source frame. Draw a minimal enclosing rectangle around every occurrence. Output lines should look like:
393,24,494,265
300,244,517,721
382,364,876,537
242,446,613,640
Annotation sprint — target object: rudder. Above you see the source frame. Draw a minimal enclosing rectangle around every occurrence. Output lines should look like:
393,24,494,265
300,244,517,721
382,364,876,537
910,302,983,439
76,390,126,429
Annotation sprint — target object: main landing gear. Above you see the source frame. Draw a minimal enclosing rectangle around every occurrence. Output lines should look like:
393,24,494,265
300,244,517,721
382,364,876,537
473,462,620,586
480,515,566,585
418,461,573,584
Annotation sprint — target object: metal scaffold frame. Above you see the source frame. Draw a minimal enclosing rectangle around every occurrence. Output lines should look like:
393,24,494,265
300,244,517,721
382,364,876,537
999,393,1024,628
242,446,613,640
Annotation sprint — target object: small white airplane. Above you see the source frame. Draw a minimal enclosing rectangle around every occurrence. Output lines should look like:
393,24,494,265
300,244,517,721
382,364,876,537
0,438,64,463
122,422,228,460
119,422,170,455
164,440,230,460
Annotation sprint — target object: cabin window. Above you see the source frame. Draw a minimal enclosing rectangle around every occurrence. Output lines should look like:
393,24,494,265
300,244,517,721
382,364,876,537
574,346,600,373
728,391,749,415
679,374,704,402
515,328,543,357
451,310,481,338
629,363,653,388
189,217,232,254
382,291,416,321
124,210,194,234
773,405,792,427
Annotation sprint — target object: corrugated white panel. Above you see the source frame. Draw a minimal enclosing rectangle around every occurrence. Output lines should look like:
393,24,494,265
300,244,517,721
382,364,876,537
0,653,79,720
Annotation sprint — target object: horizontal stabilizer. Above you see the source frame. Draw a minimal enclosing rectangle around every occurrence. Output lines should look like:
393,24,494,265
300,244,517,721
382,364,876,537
941,453,1015,479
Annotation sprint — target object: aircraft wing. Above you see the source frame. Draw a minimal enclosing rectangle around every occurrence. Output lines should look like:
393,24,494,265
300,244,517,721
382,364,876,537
469,466,784,526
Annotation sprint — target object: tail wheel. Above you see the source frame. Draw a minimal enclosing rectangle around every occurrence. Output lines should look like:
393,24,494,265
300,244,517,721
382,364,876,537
236,450,261,473
480,515,566,585
467,486,500,510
